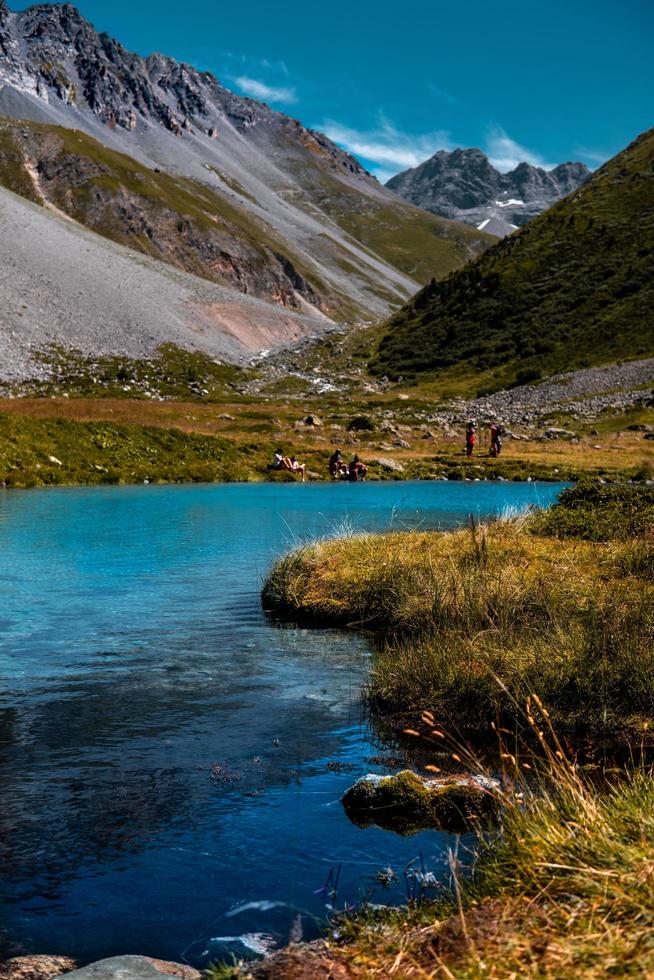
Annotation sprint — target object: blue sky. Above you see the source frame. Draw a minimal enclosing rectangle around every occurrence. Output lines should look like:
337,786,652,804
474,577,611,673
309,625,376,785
10,0,654,180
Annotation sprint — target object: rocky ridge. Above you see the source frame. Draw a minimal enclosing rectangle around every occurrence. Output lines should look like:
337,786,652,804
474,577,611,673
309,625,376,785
0,1,492,329
386,147,590,231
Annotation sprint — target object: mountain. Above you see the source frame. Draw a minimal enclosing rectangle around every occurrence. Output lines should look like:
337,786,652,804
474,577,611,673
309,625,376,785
0,1,493,344
386,148,590,232
372,127,654,389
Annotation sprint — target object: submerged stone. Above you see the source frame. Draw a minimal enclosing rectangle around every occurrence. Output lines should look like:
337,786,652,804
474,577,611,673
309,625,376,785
342,770,500,835
0,957,77,980
54,957,200,980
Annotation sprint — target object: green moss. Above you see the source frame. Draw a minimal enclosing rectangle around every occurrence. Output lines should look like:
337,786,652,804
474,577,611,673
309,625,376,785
342,770,499,834
528,480,654,541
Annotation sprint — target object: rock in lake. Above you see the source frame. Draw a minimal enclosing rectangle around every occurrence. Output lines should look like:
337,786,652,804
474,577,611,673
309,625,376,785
342,770,500,835
0,957,77,980
53,957,200,980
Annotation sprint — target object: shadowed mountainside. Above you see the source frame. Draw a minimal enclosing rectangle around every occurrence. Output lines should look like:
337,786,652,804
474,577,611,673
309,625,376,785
373,127,654,390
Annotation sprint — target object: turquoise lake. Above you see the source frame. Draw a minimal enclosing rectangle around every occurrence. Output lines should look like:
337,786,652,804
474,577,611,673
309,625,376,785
0,480,565,966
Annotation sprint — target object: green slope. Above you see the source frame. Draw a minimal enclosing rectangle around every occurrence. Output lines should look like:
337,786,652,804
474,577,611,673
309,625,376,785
372,127,654,388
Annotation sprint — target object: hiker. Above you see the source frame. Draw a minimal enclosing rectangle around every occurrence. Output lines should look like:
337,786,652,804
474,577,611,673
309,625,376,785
465,421,476,458
272,449,306,482
489,422,503,458
348,455,368,482
329,449,348,480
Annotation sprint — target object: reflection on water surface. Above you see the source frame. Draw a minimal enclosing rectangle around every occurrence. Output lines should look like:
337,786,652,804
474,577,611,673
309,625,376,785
0,481,564,965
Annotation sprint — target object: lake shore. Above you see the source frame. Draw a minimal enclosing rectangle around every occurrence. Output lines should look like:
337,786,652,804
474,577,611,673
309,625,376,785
1,396,653,488
250,483,654,978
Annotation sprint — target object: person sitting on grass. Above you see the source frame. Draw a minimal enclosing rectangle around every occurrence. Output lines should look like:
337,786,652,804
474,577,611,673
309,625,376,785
348,455,368,482
329,449,349,480
289,456,307,482
273,449,307,482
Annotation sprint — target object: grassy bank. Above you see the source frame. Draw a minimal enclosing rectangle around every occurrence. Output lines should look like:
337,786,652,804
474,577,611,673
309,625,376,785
263,484,654,740
1,395,653,487
245,758,654,978
0,413,263,487
248,484,654,979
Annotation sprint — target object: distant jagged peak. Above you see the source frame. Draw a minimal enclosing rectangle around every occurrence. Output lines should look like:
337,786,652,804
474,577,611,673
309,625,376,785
386,144,590,230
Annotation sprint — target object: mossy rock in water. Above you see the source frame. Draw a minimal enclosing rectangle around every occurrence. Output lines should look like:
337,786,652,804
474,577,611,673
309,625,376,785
342,770,500,835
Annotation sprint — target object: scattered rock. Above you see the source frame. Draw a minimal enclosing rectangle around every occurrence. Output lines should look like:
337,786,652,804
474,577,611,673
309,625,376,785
347,416,375,432
218,413,235,421
303,415,322,427
342,770,500,835
392,437,411,449
47,455,63,466
645,433,654,441
0,956,77,980
376,457,405,474
542,427,577,440
378,442,395,451
421,430,435,440
627,424,653,431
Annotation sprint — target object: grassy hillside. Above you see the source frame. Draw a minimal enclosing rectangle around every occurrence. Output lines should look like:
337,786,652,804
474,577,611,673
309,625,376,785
307,175,495,283
372,127,654,389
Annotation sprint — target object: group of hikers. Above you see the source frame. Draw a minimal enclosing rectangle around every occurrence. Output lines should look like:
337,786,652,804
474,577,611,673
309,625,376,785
272,448,368,482
328,450,368,481
273,422,504,483
465,421,503,458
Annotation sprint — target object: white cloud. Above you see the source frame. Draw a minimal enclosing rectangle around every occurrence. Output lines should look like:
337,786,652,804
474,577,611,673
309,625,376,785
318,117,452,174
573,144,608,168
485,126,557,172
316,115,569,180
233,76,297,105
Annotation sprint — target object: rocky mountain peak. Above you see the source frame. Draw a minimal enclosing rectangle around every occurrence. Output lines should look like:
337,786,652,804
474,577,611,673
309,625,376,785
0,0,363,167
386,146,590,233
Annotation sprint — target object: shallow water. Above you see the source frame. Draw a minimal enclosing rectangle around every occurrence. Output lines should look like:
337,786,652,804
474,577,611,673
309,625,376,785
0,480,565,966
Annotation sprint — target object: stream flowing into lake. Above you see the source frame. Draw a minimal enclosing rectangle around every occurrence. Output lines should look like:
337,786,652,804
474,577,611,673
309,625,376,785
0,481,565,966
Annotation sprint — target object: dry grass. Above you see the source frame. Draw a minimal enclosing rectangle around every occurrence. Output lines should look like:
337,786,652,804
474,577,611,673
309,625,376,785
263,493,654,738
246,720,654,979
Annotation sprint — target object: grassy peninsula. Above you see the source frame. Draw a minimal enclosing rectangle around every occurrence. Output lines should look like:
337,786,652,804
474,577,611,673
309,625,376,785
252,484,654,978
264,483,654,740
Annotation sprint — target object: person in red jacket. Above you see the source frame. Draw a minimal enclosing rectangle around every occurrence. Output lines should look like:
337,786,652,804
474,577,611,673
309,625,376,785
465,421,476,458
